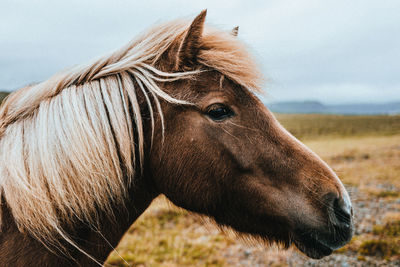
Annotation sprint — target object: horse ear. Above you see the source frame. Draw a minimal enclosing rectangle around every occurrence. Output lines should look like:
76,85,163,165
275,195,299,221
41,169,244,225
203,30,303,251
175,10,207,69
231,26,239,37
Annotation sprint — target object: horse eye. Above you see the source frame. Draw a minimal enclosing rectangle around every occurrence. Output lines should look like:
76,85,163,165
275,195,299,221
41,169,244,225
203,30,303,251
206,104,234,121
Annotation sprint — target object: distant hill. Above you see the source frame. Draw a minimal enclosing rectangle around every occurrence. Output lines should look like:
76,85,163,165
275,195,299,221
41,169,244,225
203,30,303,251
268,101,400,115
0,91,9,105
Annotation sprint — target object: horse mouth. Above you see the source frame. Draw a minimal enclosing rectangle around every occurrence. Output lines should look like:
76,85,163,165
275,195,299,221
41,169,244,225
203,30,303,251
293,233,334,259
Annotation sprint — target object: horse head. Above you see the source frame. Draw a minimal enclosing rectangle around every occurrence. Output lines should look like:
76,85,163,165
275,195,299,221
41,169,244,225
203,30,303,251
148,10,353,259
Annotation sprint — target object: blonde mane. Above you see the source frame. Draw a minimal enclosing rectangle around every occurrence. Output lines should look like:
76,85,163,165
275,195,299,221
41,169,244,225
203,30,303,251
0,17,263,251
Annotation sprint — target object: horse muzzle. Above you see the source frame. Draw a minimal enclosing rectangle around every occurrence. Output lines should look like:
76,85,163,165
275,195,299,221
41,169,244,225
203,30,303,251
293,193,354,259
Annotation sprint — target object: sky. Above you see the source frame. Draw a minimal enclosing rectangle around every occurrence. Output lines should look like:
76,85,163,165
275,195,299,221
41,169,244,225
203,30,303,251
0,0,399,104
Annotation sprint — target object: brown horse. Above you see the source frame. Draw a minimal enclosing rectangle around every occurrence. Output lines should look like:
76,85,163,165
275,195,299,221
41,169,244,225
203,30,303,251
0,11,353,266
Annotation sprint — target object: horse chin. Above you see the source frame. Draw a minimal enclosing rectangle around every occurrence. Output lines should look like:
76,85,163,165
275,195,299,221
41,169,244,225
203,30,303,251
292,233,334,259
232,227,333,259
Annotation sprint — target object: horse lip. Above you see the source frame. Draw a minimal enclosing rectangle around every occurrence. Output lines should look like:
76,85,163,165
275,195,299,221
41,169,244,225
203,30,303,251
293,232,334,259
292,217,354,259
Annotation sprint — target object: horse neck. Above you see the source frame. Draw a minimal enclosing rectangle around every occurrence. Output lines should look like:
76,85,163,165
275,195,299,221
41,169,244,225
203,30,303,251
0,173,157,266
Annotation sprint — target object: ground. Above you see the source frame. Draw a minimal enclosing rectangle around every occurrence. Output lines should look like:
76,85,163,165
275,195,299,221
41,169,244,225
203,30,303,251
106,114,400,267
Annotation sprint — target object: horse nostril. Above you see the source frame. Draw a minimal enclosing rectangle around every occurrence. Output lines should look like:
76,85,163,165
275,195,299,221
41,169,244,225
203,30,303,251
332,197,352,227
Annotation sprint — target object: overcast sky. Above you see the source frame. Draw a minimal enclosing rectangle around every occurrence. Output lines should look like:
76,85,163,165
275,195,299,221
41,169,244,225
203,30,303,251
1,0,399,104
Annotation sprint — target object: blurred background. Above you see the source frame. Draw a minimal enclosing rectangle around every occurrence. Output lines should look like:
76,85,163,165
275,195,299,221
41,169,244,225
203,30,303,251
1,0,399,266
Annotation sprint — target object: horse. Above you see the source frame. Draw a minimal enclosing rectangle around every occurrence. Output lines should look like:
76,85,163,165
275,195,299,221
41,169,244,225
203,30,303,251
0,10,353,266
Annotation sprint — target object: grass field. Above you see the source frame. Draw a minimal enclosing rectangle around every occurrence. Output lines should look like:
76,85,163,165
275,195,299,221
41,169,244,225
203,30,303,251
275,113,400,140
105,113,400,266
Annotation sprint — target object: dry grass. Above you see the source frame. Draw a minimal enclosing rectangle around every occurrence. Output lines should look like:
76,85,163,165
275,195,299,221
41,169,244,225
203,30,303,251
106,197,231,266
338,216,400,260
106,197,294,267
276,113,400,140
305,135,400,189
